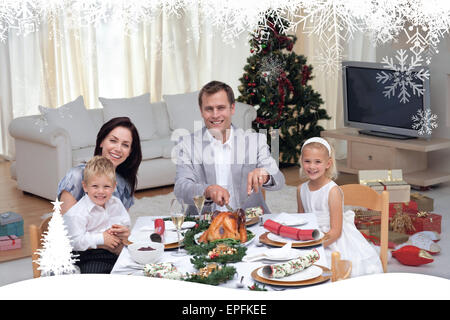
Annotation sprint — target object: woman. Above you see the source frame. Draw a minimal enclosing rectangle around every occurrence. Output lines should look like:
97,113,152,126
57,117,142,214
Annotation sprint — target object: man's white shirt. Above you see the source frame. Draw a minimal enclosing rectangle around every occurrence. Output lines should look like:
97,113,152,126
204,127,237,210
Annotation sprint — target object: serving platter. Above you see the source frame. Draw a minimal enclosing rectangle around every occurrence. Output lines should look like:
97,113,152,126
251,265,331,287
259,232,325,248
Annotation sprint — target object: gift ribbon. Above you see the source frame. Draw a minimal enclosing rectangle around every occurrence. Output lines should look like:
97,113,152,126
360,169,405,185
411,193,426,200
417,211,429,218
0,235,16,246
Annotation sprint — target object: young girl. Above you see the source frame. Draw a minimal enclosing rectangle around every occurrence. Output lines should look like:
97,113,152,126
297,137,383,277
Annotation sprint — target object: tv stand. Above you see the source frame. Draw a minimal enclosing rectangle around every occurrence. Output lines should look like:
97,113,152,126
321,128,450,187
358,130,417,140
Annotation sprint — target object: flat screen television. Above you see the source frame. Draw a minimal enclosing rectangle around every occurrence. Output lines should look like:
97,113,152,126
342,60,431,139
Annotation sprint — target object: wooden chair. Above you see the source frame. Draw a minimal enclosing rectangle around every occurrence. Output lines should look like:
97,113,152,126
340,184,389,273
29,216,51,278
331,251,352,282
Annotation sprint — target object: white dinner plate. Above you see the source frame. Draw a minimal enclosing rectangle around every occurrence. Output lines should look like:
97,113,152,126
139,221,196,232
267,231,325,244
194,231,255,246
271,213,307,226
263,249,303,262
244,248,303,262
257,265,323,282
129,230,184,245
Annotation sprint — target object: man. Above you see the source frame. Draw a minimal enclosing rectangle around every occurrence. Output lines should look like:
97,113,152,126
174,80,285,214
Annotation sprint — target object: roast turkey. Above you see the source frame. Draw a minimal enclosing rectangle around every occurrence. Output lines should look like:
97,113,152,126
198,209,247,243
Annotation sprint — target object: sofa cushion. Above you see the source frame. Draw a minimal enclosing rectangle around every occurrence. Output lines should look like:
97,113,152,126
140,137,176,161
100,93,157,141
72,146,95,166
150,101,172,138
39,96,98,149
163,91,203,134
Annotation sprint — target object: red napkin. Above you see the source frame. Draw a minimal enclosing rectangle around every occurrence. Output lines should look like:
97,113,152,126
264,219,319,241
154,219,165,235
150,219,165,242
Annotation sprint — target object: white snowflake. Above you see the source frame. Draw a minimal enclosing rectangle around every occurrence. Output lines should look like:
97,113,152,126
376,49,430,104
411,108,438,135
404,25,446,65
259,54,285,83
313,43,345,76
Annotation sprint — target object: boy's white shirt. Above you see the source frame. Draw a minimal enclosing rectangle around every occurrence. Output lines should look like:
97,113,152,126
63,194,131,251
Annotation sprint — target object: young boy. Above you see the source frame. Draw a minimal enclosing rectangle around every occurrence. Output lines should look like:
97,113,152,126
63,156,131,274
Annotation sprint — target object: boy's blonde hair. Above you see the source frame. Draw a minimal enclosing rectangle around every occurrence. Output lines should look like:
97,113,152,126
83,156,116,185
299,138,338,180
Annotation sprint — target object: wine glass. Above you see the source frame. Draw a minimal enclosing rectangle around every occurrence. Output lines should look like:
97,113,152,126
193,195,205,219
169,198,186,256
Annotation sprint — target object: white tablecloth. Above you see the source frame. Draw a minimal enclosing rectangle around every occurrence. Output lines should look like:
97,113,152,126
111,213,328,290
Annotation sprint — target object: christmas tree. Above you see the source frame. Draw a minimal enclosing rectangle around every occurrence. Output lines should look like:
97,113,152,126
34,199,79,276
237,13,330,165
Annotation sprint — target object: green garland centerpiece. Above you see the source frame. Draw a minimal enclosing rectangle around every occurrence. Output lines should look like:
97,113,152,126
190,243,247,269
184,263,237,286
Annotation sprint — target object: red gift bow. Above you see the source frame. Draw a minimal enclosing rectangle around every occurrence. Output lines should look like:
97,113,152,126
263,219,317,241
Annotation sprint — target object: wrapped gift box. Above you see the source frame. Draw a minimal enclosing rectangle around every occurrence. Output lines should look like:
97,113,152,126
354,209,381,235
0,212,24,237
372,230,409,246
359,169,410,203
406,211,442,234
410,193,434,212
0,235,22,251
389,201,418,217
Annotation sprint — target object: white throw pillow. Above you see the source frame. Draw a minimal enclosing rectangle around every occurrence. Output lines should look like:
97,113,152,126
39,96,97,149
163,91,203,133
100,93,157,141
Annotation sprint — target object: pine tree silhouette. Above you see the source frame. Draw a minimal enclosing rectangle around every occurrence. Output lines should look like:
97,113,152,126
34,199,78,276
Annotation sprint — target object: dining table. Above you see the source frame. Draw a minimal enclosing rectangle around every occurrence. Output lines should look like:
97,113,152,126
111,212,330,290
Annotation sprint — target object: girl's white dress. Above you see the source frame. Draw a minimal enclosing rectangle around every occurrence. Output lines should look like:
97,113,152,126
300,180,383,277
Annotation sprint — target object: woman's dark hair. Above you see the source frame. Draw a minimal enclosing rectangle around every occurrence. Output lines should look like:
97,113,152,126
94,117,142,196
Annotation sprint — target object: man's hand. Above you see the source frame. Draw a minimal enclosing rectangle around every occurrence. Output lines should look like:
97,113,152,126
204,185,230,206
247,168,270,195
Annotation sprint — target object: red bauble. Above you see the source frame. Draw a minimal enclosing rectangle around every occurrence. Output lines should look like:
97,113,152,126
392,245,434,266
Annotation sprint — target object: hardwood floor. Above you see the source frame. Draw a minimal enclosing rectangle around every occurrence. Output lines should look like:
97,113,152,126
0,160,357,262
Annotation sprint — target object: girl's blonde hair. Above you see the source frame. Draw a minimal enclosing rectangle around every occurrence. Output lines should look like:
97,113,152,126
299,138,338,180
83,156,116,185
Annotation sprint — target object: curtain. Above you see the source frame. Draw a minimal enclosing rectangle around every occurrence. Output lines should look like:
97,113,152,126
293,27,376,159
0,7,250,159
